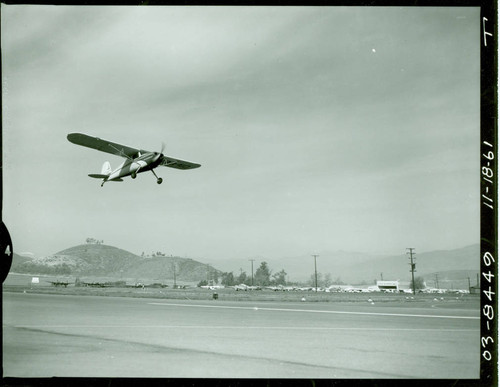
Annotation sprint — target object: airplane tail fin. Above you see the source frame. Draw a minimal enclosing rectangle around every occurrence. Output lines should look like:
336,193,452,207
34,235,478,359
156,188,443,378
101,161,112,175
88,161,112,179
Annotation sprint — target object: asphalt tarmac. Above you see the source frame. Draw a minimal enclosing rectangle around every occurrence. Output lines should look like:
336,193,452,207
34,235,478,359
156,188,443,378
2,292,479,378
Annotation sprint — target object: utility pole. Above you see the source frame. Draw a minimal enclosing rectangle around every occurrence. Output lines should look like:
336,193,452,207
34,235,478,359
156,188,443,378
380,272,383,281
172,261,177,289
467,277,471,292
312,254,319,291
406,248,416,295
434,273,439,289
249,259,255,286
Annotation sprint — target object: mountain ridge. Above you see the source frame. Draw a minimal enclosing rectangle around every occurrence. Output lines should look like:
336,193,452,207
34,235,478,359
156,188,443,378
214,244,480,284
11,243,479,286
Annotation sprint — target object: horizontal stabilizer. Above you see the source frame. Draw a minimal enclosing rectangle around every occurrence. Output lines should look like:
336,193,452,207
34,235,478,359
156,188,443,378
88,174,108,179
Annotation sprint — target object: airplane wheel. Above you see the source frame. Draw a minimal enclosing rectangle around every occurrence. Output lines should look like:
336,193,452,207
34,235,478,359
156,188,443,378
157,178,163,184
131,173,137,179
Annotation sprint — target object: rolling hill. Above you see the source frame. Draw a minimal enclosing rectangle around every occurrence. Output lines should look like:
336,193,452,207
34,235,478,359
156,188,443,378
10,243,479,288
11,244,221,283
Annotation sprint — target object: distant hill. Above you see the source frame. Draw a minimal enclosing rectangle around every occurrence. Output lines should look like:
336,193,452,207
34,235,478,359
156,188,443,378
11,252,33,269
420,269,480,290
119,255,219,283
54,244,141,274
215,244,480,284
9,243,479,287
10,244,221,283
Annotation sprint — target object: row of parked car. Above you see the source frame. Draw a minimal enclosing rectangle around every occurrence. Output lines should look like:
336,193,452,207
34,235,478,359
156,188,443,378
200,283,470,294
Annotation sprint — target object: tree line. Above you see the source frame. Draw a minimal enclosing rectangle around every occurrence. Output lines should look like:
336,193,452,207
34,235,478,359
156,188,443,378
198,260,429,289
86,238,104,245
225,262,287,287
199,261,347,288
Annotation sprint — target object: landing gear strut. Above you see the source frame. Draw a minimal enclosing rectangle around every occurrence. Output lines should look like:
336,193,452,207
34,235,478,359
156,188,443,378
151,169,163,184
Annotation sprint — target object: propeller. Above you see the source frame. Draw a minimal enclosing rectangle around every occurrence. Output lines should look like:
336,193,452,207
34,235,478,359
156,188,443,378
153,142,165,163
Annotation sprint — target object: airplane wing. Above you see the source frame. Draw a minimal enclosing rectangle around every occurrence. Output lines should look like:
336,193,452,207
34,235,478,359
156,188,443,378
67,133,142,159
160,155,201,170
68,132,201,169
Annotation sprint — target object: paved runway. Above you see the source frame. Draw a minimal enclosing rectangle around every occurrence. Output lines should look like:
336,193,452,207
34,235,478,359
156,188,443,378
3,292,479,378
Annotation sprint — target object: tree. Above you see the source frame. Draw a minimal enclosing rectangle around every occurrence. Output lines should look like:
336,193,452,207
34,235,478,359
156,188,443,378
236,271,248,285
310,272,323,288
272,269,287,286
221,272,235,286
414,276,426,290
255,262,271,286
86,237,103,245
323,273,332,287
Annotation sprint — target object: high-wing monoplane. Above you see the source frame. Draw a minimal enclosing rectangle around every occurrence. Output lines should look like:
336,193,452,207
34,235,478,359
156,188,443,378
67,133,201,186
49,281,70,287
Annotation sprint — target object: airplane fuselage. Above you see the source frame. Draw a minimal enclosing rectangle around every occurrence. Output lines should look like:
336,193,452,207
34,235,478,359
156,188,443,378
107,152,162,181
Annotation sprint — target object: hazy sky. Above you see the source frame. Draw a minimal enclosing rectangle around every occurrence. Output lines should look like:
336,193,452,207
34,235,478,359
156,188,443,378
2,6,480,262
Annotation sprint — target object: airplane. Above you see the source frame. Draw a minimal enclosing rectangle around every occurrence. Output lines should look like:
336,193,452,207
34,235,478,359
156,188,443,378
233,284,248,291
82,281,110,288
233,284,261,291
200,285,225,290
49,281,70,287
67,133,201,186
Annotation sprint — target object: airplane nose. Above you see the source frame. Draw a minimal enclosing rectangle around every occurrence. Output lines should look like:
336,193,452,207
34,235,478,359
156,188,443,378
152,144,165,164
153,152,162,163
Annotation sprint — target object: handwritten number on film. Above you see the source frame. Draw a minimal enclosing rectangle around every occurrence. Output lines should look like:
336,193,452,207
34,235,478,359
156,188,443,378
482,252,495,361
483,17,493,46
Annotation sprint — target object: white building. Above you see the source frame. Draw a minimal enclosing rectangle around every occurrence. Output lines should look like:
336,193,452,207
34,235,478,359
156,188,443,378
376,280,399,292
